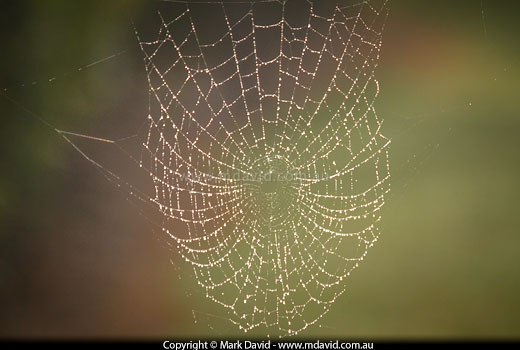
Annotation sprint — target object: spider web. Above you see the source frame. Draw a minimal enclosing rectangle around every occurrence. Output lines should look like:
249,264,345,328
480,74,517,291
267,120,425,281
130,0,391,337
51,0,390,337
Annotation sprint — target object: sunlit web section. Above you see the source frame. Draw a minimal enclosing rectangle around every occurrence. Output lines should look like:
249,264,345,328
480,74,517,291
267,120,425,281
136,0,390,337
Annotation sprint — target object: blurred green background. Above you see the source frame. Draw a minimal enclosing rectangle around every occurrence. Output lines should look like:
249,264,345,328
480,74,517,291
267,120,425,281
1,0,519,339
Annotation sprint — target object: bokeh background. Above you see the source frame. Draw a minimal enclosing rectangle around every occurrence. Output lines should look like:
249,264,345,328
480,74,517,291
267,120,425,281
1,0,519,339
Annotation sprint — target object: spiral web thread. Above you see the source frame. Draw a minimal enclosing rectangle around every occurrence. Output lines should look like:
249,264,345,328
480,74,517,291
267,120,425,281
136,0,390,336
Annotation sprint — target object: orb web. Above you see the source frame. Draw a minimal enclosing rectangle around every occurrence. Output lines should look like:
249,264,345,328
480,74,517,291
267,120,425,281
136,0,390,336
